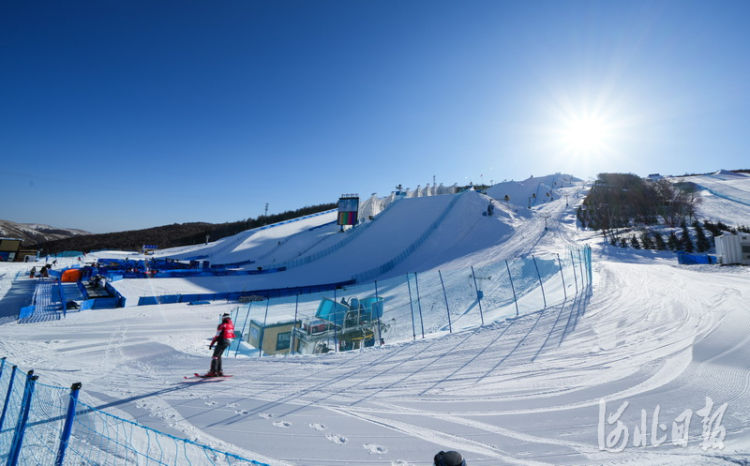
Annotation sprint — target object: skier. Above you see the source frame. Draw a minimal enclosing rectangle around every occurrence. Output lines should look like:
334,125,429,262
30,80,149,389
206,313,235,377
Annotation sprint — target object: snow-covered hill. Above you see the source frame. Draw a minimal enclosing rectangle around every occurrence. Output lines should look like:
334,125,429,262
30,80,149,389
0,218,89,245
1,172,749,465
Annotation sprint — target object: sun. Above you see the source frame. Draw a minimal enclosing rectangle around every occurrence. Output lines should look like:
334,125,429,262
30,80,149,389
559,115,612,156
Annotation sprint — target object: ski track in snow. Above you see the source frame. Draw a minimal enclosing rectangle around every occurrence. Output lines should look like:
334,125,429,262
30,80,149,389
2,177,750,465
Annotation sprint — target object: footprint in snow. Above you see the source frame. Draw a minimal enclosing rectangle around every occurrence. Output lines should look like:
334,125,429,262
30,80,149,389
308,423,326,431
235,409,249,415
272,420,291,428
258,413,273,419
363,443,388,454
225,402,239,408
326,434,348,445
391,461,415,466
204,400,217,407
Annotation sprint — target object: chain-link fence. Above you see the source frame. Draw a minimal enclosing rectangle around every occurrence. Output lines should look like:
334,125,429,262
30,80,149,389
0,358,267,465
231,246,592,356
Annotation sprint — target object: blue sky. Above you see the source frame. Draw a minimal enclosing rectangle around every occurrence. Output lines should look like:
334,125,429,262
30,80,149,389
2,1,748,233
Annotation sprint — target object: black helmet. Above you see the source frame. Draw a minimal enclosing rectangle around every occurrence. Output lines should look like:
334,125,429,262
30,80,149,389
434,450,466,466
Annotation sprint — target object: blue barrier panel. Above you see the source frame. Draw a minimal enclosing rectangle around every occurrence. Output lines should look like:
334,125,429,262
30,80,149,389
18,306,35,320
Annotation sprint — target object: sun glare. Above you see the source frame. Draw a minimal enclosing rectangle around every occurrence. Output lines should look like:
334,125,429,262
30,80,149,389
560,115,612,156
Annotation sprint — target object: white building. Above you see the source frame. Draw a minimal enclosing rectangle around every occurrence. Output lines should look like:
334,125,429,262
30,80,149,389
715,232,750,265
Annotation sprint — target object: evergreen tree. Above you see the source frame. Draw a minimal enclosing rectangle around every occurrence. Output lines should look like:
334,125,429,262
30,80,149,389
667,231,679,250
703,220,721,237
619,237,628,248
680,222,694,252
693,221,710,252
640,230,654,249
654,233,667,250
630,235,641,249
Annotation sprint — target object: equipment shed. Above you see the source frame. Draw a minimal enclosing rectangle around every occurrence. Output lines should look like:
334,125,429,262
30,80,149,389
715,232,750,265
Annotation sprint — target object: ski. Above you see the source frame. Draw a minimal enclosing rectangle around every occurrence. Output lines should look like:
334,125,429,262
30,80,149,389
185,373,233,380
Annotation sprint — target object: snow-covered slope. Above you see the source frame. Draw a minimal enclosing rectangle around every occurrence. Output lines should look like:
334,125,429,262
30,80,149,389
680,171,750,226
1,173,749,465
0,219,88,244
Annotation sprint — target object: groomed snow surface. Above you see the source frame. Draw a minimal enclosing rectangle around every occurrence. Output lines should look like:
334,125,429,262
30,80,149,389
1,174,749,465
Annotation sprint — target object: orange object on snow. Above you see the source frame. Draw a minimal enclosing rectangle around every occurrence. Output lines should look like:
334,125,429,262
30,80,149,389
61,268,82,282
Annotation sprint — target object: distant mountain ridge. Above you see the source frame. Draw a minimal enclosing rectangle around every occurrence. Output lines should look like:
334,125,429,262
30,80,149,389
0,219,89,245
27,202,337,254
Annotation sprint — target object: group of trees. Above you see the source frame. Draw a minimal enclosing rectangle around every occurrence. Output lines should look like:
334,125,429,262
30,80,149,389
577,173,700,237
612,220,750,253
615,221,712,252
30,202,337,255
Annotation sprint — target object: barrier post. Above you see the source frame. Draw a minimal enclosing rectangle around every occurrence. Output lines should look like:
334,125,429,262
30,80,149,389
289,293,299,355
258,298,270,359
0,365,18,432
470,266,484,326
505,260,519,317
374,281,383,345
569,249,579,294
8,370,38,466
59,279,66,318
54,382,82,466
438,270,452,333
578,248,586,288
532,255,547,309
235,303,253,357
333,288,339,352
414,273,425,338
556,254,567,302
406,275,416,341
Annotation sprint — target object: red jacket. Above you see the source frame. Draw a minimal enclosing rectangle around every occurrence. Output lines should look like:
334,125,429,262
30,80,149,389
211,319,235,346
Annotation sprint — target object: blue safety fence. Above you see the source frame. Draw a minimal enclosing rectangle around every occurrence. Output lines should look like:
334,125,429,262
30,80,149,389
227,246,593,356
0,358,268,465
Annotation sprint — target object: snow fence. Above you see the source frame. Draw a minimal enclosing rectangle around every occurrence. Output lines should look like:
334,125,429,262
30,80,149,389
226,246,593,356
0,358,267,466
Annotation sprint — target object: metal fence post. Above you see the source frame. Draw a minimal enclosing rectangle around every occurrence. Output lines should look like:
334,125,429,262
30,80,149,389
438,270,452,333
470,266,484,326
505,260,519,317
414,272,425,338
8,370,38,466
290,294,299,355
406,274,416,341
235,303,253,357
569,249,578,294
374,281,383,345
333,288,339,352
0,365,18,433
578,248,586,288
556,254,567,302
258,298,270,359
532,255,547,309
55,382,82,466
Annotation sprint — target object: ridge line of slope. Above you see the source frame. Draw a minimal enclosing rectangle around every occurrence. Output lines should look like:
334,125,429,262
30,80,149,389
270,196,407,271
352,192,464,283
